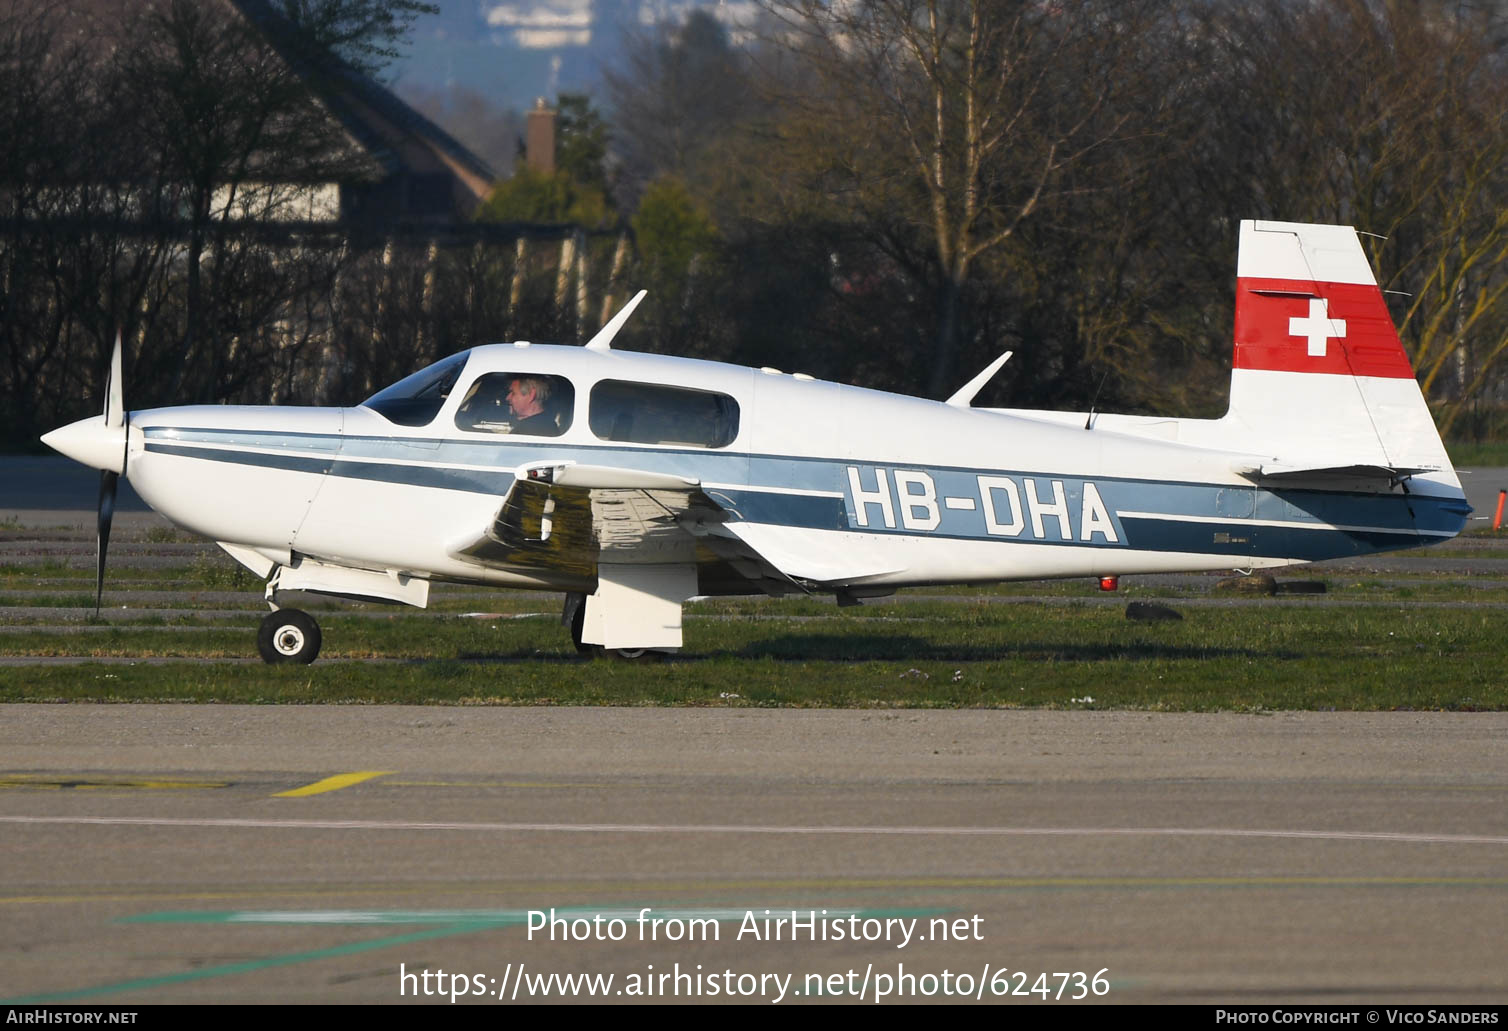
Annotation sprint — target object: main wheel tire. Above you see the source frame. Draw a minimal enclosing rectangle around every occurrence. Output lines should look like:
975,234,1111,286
568,600,598,657
567,597,667,661
257,609,322,665
605,647,667,663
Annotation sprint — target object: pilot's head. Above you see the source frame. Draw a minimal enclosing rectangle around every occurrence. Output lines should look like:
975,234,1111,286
507,376,550,419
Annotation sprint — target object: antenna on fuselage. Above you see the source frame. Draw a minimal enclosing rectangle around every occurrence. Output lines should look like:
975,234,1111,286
1084,368,1112,430
584,290,648,352
945,350,1013,408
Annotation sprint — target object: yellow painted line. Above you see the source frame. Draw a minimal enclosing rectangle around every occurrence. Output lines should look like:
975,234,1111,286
386,780,601,789
273,771,393,798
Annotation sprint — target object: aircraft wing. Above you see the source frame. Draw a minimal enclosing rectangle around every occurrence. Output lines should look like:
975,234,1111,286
448,461,726,577
711,521,904,584
447,461,900,589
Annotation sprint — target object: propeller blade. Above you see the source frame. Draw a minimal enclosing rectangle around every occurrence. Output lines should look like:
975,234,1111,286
105,330,124,428
96,470,117,617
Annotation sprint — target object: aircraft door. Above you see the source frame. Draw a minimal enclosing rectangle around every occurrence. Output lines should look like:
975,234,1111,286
1214,484,1258,560
287,407,344,552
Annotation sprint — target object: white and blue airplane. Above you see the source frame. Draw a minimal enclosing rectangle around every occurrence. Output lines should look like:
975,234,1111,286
42,220,1470,663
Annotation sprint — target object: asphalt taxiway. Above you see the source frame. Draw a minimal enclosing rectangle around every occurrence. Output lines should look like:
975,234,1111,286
4,459,1508,1004
2,706,1507,1004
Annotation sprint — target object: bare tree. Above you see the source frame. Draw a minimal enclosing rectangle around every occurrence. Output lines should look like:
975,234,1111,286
1193,0,1508,433
758,0,1169,395
111,0,362,399
605,10,757,210
263,0,439,75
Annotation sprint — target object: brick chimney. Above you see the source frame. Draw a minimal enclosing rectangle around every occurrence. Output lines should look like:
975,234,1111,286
525,98,556,174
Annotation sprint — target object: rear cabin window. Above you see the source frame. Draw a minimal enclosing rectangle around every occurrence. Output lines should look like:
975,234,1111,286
589,380,740,449
454,373,574,437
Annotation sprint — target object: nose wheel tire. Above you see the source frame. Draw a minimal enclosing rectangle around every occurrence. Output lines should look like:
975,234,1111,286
257,609,322,665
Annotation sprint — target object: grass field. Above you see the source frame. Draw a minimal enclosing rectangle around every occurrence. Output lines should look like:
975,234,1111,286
3,514,1507,710
4,603,1506,710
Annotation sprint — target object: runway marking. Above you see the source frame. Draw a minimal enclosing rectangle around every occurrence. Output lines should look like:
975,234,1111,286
6,875,1508,908
122,906,940,926
6,907,942,1003
273,771,393,797
5,813,1508,846
3,923,479,1004
386,779,603,789
0,775,227,791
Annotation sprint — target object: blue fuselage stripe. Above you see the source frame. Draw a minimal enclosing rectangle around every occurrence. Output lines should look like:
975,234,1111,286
141,428,1467,562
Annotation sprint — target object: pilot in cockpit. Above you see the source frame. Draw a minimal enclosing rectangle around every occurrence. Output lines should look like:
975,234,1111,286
454,372,567,436
503,376,558,435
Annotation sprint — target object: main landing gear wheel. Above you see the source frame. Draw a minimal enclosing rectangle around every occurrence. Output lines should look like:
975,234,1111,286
257,608,322,665
568,598,596,657
567,601,664,662
605,647,665,663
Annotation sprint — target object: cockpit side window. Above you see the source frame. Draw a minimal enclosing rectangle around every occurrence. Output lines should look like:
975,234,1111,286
589,380,740,448
362,351,471,427
455,373,574,437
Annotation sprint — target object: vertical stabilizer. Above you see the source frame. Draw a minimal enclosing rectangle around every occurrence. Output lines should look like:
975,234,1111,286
1224,220,1457,488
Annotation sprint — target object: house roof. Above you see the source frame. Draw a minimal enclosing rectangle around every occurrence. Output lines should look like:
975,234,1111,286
49,0,497,222
229,0,497,206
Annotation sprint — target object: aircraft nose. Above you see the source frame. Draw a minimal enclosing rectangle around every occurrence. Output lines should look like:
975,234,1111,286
40,415,126,475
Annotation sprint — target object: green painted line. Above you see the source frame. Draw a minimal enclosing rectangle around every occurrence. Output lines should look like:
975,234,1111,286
2,922,482,1004
123,906,947,926
5,905,949,1003
2,904,940,1000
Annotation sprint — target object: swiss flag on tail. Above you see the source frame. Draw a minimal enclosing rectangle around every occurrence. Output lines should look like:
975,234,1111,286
1232,223,1415,380
1222,221,1451,482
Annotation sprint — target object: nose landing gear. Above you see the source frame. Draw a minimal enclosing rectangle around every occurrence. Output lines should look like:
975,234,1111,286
257,608,322,664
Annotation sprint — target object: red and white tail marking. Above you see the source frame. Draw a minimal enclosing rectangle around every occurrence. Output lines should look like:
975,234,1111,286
1224,220,1453,482
1233,221,1413,379
1290,297,1343,357
1234,278,1413,379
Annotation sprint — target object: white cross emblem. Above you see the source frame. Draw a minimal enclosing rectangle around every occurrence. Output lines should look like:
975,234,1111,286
1289,297,1346,357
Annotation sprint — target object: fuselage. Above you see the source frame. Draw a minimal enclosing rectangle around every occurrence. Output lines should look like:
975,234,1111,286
115,343,1469,596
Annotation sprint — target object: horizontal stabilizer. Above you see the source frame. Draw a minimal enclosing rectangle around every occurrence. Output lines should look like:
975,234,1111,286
1234,461,1440,483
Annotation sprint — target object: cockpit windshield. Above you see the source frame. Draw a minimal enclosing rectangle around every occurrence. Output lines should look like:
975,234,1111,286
362,350,472,426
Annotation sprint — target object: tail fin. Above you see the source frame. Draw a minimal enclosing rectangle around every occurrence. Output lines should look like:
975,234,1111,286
1225,220,1457,487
